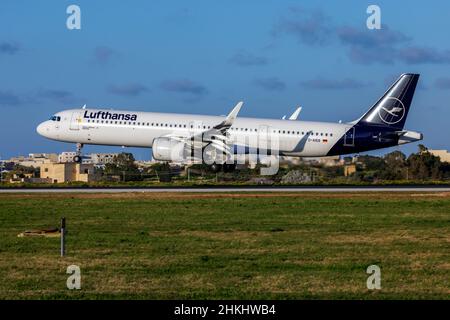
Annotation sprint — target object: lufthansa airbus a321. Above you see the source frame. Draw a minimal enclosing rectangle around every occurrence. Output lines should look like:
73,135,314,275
37,74,423,172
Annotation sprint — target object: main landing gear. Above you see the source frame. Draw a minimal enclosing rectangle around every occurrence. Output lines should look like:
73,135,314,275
73,143,83,163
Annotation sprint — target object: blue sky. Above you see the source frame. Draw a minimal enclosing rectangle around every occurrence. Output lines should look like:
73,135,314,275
1,0,450,160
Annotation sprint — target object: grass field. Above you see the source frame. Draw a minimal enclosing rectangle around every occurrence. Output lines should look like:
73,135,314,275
0,192,449,299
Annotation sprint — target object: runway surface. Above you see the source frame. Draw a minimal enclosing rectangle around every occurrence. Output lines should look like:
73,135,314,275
1,186,450,193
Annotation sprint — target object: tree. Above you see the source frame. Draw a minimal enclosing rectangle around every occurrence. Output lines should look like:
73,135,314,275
381,151,407,180
407,147,443,180
104,153,140,181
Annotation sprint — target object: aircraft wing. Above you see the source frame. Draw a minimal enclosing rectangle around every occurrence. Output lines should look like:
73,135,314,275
162,101,243,156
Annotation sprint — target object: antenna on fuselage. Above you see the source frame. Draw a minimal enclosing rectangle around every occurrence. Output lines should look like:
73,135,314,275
82,104,86,109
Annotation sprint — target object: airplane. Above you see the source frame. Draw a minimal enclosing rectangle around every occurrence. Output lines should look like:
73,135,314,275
37,73,423,172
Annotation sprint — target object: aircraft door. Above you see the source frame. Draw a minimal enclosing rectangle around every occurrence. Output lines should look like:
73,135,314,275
344,127,355,147
70,111,82,130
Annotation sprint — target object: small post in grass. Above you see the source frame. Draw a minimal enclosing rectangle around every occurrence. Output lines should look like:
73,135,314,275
60,217,66,257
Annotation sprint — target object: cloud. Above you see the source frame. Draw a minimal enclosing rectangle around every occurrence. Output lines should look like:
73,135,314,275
272,7,332,46
93,46,117,64
337,25,410,64
336,25,450,65
435,77,450,89
397,46,450,64
38,89,74,103
229,51,268,67
0,41,20,55
254,77,286,91
160,79,208,96
337,25,410,48
300,77,367,90
0,88,78,107
273,7,450,66
0,90,22,106
107,83,148,96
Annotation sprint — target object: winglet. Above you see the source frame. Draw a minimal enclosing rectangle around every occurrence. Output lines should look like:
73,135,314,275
289,106,302,120
223,101,243,126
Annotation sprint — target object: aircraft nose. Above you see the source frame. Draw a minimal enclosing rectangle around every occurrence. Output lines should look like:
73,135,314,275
36,122,49,137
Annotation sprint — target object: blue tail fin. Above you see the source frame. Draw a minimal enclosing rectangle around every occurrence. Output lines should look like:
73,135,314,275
358,73,419,130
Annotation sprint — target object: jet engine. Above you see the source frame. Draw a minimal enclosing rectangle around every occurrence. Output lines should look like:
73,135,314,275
152,137,190,162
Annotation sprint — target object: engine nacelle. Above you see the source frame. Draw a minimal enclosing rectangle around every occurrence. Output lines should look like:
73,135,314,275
152,137,189,162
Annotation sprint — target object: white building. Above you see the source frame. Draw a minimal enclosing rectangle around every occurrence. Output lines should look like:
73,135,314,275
58,152,78,163
86,153,118,165
428,149,450,163
58,152,119,164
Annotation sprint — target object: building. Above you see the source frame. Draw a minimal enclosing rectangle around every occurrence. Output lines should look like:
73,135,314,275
29,153,58,162
428,150,450,163
85,153,118,165
58,152,119,165
7,153,58,168
344,164,357,176
58,152,78,163
40,162,98,183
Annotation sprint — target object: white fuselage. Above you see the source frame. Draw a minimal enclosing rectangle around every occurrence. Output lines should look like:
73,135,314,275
37,108,350,157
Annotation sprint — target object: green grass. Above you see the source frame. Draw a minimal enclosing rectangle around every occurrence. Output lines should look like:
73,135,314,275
0,192,449,299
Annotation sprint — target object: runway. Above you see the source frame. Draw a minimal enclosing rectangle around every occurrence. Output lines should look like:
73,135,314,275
1,186,450,193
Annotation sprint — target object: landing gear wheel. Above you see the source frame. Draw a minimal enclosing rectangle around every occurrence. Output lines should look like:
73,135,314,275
74,142,84,163
73,155,82,163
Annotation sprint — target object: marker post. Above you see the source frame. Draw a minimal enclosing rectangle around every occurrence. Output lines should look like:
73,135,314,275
61,217,66,257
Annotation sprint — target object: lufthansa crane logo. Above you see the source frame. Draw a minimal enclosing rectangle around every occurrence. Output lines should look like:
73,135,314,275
378,97,405,125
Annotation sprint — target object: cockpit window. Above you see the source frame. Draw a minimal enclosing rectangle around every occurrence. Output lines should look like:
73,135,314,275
50,116,61,121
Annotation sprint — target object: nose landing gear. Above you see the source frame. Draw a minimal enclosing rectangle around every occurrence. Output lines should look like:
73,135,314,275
73,143,84,163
